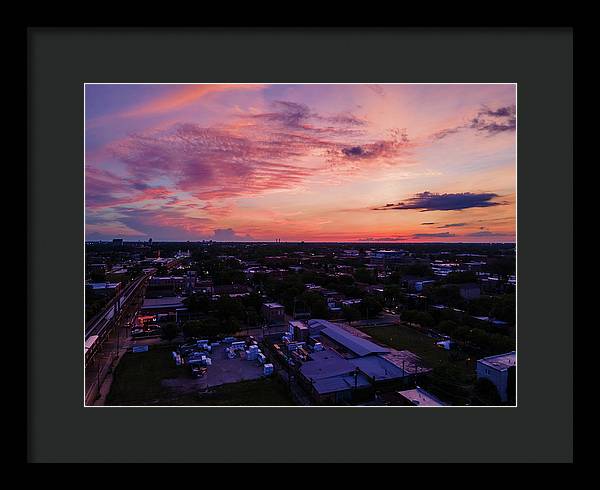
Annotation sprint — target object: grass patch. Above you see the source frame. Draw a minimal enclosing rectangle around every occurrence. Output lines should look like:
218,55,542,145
106,343,182,405
175,378,294,406
362,324,478,405
106,343,294,406
364,325,453,367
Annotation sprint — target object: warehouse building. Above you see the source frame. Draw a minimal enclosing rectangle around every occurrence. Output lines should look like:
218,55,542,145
292,320,431,404
262,302,286,326
476,351,516,402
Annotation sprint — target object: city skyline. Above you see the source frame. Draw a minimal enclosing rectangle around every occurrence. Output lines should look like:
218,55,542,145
85,83,516,243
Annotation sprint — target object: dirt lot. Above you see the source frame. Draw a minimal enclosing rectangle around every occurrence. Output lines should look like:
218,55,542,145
105,342,292,405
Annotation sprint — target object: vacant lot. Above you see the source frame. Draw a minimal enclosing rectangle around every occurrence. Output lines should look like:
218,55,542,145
106,344,180,405
361,324,477,405
362,325,454,367
176,378,294,406
106,343,293,406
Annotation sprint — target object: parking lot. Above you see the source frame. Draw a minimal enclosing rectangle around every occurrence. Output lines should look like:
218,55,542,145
161,344,266,393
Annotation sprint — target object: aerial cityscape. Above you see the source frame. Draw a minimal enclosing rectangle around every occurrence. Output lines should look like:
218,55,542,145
85,83,516,406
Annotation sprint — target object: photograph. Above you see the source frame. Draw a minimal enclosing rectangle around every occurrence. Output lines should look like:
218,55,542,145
84,83,517,407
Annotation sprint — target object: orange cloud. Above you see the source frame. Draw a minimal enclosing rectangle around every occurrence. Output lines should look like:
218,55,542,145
92,84,265,125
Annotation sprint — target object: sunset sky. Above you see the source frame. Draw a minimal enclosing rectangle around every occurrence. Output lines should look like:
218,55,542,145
85,83,516,243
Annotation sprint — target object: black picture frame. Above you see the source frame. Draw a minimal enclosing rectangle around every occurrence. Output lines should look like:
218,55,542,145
27,27,573,463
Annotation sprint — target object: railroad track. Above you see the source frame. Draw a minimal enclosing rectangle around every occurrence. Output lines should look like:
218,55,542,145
85,271,153,341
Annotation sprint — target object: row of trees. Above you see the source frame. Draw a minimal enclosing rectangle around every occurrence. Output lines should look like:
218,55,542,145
400,309,515,356
184,292,264,327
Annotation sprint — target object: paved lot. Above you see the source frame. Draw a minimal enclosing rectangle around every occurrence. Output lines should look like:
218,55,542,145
161,344,265,393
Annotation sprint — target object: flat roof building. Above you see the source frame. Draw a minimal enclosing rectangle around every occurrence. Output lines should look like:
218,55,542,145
262,302,286,326
299,349,371,404
318,321,390,357
397,387,446,406
476,351,516,403
86,282,121,297
141,296,185,314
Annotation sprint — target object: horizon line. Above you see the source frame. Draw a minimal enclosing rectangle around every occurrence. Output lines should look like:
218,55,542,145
85,240,516,245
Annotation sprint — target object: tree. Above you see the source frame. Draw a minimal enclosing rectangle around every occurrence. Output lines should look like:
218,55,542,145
183,293,211,313
437,319,458,335
429,284,462,306
342,305,361,323
160,322,178,343
490,294,516,324
360,295,383,319
88,270,106,282
414,311,435,328
383,284,401,306
473,378,501,406
487,256,515,280
354,267,375,284
213,295,246,324
182,318,223,339
300,290,329,319
446,271,477,284
506,366,516,405
402,263,433,277
401,309,418,324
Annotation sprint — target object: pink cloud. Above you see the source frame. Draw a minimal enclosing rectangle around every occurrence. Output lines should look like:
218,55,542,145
102,101,414,203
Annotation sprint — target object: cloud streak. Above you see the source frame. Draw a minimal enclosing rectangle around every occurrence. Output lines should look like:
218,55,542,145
104,101,413,203
432,104,516,140
373,191,504,212
412,232,457,238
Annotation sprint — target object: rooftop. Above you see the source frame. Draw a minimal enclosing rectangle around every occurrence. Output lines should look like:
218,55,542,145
263,302,284,309
380,349,431,375
348,355,406,381
312,373,371,394
318,321,390,357
87,282,120,290
478,351,516,371
397,387,446,406
142,296,185,309
299,349,356,380
289,320,308,330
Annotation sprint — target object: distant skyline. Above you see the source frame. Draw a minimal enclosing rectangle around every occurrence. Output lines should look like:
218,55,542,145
85,84,516,243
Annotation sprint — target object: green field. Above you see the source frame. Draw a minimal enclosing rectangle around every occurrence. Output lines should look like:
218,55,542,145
363,325,455,367
176,378,294,406
361,324,477,405
106,344,181,405
106,344,293,406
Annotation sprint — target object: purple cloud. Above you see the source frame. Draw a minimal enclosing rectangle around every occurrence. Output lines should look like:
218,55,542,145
438,223,467,228
412,232,457,238
373,191,503,212
432,104,516,140
212,228,254,242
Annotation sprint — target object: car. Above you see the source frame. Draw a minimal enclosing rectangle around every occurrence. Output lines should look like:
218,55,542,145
190,365,207,378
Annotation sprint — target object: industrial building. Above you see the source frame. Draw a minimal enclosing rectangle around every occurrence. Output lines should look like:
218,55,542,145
86,282,122,297
140,296,185,318
262,302,286,326
278,319,431,404
476,351,516,402
147,276,185,296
